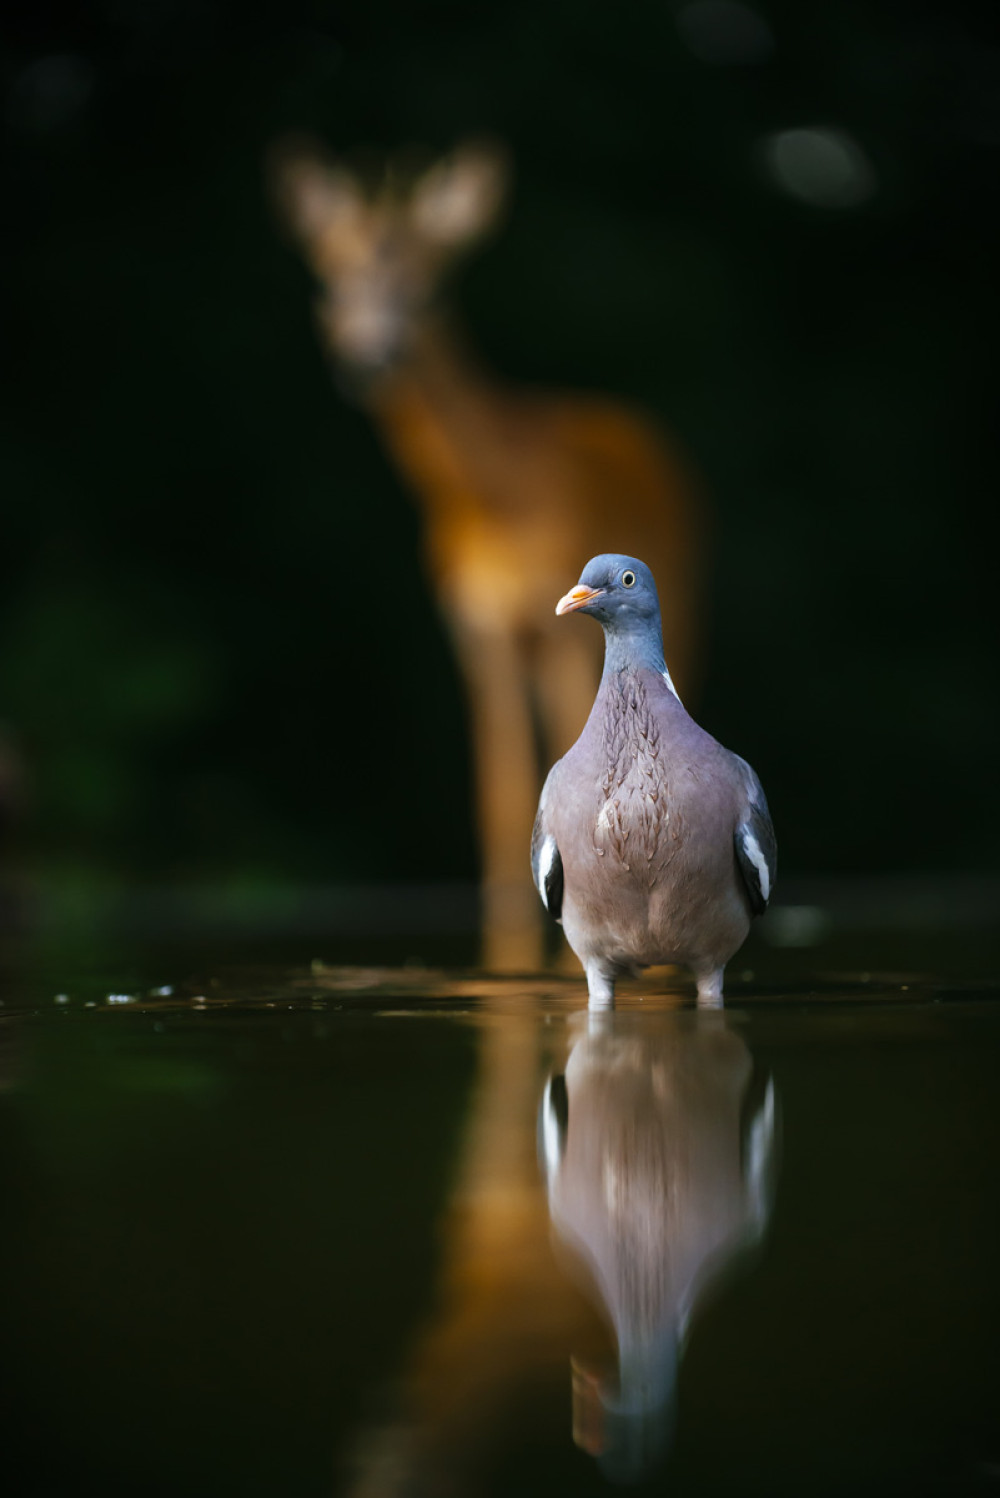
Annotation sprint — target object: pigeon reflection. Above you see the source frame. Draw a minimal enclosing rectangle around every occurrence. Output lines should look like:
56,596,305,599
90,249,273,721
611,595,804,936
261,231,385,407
540,1009,778,1481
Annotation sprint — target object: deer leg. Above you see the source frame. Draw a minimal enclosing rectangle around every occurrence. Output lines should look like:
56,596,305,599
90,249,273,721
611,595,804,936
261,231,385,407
449,618,545,971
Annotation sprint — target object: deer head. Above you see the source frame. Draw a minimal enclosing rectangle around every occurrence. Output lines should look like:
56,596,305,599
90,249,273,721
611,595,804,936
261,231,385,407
270,139,509,381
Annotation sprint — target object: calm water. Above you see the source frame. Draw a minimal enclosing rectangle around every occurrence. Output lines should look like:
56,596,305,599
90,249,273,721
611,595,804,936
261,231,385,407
2,932,999,1496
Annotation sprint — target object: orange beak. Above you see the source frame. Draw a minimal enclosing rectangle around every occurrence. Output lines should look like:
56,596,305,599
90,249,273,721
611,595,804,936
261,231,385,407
555,583,604,616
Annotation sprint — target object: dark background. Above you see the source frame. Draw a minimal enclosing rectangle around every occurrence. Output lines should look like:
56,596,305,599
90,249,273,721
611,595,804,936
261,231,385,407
2,0,998,921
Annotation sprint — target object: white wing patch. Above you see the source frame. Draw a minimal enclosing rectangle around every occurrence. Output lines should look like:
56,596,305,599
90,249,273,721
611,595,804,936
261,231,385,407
540,1077,564,1181
662,668,682,703
537,834,559,911
740,827,771,902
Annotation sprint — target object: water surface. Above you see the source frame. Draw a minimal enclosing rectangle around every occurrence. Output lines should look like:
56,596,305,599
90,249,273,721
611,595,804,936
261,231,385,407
1,954,998,1496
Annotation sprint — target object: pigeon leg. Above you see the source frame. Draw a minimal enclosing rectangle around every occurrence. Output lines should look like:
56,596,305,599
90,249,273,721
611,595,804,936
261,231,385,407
586,961,618,1010
695,966,725,1009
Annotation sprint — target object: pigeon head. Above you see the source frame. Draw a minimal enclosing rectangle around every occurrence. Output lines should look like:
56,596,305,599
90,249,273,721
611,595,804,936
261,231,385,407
556,554,667,675
556,554,660,625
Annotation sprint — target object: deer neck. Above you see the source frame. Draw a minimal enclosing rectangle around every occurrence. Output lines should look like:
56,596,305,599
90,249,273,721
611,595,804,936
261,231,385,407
366,316,513,524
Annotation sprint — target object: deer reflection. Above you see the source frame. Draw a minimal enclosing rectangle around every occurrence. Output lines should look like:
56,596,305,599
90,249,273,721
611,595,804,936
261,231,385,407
540,1009,778,1481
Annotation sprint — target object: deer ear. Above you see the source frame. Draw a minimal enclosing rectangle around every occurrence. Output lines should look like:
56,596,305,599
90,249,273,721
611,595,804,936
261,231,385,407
266,138,365,244
410,141,509,247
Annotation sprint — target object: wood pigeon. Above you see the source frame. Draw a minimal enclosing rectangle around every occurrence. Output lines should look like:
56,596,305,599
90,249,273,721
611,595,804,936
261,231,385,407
531,555,776,1007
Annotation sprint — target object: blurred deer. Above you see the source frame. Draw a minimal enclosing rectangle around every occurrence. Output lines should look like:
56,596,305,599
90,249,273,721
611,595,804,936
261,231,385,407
270,141,708,968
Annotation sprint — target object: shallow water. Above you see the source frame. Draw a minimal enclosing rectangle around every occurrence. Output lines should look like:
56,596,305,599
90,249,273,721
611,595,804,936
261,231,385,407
2,947,999,1496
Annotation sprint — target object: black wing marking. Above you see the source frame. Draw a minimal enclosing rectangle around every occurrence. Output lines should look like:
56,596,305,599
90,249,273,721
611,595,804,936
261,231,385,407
734,763,777,918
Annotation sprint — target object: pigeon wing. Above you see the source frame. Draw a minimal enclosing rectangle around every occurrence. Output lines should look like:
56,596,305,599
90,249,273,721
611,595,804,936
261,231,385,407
531,773,564,923
734,761,777,917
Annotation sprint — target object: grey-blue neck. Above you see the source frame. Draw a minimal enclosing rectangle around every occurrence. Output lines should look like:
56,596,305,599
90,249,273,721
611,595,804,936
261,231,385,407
600,618,669,683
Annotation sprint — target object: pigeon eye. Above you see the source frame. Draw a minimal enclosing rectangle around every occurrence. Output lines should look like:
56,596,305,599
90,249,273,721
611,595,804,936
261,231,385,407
621,570,636,588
